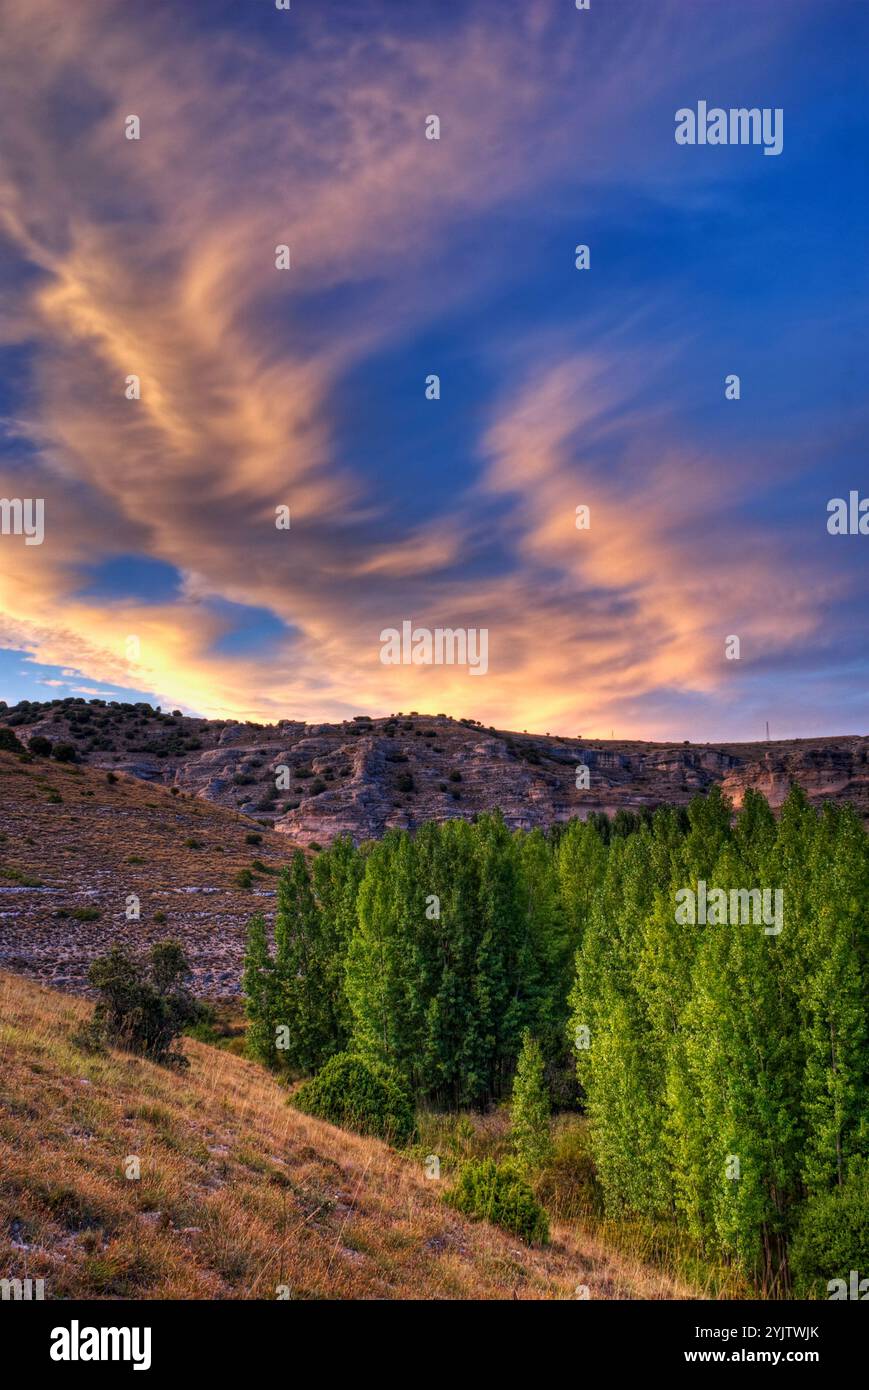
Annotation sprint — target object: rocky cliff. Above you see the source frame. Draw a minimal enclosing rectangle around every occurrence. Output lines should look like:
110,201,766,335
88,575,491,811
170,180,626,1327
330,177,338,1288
3,701,867,846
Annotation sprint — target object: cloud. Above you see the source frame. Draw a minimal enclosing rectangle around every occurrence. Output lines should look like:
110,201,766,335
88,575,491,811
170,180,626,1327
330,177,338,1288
475,350,843,732
0,0,855,736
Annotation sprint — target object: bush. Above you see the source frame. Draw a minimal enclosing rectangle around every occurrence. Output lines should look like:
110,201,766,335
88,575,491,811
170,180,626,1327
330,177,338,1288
535,1120,603,1223
444,1158,549,1244
29,736,53,757
0,727,25,754
245,832,262,846
235,868,254,889
84,941,202,1065
53,742,78,762
291,1053,415,1146
251,858,278,875
791,1162,869,1298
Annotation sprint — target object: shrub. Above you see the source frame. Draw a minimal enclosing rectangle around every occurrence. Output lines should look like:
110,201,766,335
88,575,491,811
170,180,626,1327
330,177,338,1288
444,1157,549,1244
291,1053,415,1146
184,837,203,849
0,727,25,754
448,769,462,782
245,832,262,845
29,736,53,757
83,941,202,1065
53,742,78,762
106,771,118,784
235,868,254,889
71,906,101,922
251,858,278,875
396,772,415,793
1,866,42,887
535,1121,603,1223
791,1162,869,1298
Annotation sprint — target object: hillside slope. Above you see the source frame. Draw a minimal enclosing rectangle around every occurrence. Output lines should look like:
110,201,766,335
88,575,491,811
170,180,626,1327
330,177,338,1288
2,700,868,847
0,973,690,1300
0,750,289,997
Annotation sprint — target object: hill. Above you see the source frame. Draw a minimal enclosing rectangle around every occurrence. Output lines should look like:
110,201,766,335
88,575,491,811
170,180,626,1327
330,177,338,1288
0,749,290,998
0,972,690,1300
2,699,867,849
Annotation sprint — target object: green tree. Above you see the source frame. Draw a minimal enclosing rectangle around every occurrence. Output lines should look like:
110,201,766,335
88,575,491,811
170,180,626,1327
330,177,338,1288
274,850,336,1073
511,1031,552,1170
242,912,277,1065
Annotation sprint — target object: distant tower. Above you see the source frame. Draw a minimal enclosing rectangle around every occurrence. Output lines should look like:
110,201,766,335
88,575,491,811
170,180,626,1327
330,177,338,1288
765,721,770,741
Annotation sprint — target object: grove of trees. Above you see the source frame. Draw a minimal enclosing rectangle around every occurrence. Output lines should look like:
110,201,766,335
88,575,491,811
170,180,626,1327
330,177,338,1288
243,788,868,1292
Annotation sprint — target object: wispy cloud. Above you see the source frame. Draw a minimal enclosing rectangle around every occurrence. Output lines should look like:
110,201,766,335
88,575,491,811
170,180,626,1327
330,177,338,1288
0,0,863,735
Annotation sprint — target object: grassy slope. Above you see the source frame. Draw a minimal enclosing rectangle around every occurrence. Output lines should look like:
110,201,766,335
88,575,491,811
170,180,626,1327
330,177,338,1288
0,973,692,1300
0,749,291,997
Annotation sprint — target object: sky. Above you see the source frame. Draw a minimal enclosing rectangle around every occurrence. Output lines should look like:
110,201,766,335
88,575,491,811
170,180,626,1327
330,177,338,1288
0,0,867,740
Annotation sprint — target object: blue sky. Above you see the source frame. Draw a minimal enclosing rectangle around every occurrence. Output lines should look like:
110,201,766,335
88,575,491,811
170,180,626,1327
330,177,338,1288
0,0,866,738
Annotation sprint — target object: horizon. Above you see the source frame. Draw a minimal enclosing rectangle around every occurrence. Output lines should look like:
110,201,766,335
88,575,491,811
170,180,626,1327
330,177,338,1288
1,0,868,741
1,690,864,748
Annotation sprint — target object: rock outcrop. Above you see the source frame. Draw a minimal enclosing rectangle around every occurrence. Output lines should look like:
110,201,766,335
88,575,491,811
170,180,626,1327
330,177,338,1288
4,703,867,848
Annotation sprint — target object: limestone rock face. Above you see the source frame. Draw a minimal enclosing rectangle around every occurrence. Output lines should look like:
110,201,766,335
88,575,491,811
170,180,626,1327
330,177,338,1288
8,706,868,847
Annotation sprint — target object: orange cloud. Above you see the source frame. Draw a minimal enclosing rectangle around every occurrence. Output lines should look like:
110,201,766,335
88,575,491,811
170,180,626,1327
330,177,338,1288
0,0,833,735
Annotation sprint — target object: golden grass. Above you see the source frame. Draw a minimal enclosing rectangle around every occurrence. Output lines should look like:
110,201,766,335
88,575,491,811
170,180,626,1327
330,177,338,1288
0,973,695,1300
414,1110,752,1300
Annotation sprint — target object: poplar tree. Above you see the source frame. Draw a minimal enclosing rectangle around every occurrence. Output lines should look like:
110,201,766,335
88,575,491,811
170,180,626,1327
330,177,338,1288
274,850,334,1073
511,1031,552,1170
242,912,277,1065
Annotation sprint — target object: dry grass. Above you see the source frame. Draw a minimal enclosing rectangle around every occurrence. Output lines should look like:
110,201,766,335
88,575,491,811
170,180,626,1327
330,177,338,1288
0,750,290,997
414,1110,751,1300
0,973,695,1300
